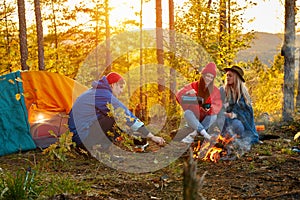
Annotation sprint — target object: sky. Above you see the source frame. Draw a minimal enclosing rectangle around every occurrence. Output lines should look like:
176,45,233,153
240,0,285,33
109,0,286,34
21,0,286,34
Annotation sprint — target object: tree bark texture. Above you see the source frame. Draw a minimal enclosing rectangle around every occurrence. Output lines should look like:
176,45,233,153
156,0,165,99
17,0,29,70
282,0,296,121
169,0,176,103
183,148,206,200
105,0,111,74
34,0,45,70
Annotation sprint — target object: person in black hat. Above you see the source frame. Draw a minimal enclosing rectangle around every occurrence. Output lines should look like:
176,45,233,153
218,65,259,144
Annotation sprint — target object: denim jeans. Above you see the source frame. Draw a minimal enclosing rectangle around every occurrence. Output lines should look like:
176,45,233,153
223,118,245,137
184,110,217,133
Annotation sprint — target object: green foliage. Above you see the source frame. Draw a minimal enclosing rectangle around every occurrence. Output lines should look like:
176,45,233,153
248,161,255,171
0,4,20,74
175,0,255,68
41,175,88,198
0,167,88,199
239,54,284,119
280,148,295,155
0,168,42,200
42,130,76,162
106,103,136,151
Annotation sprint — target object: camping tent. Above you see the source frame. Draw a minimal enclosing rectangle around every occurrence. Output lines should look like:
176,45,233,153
0,71,88,156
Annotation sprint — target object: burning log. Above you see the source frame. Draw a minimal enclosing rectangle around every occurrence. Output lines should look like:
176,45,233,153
192,133,236,162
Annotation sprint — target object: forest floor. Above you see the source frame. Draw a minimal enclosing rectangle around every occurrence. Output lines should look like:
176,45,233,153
0,120,300,200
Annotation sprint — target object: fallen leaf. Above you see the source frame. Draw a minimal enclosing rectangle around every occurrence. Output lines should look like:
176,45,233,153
8,79,14,84
150,196,161,200
15,93,21,101
294,132,300,141
15,77,22,82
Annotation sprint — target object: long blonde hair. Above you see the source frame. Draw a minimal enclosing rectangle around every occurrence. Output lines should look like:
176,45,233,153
224,72,252,105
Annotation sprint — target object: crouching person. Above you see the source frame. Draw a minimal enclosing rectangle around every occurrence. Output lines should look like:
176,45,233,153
68,72,165,155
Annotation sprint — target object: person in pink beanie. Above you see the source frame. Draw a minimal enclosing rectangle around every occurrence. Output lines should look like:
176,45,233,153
175,62,222,143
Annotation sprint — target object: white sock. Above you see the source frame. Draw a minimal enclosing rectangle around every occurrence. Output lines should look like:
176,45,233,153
199,129,211,140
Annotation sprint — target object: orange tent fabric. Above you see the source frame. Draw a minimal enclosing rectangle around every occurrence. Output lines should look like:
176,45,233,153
21,71,88,124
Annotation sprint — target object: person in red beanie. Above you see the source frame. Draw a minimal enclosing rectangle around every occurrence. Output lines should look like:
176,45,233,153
175,62,222,143
68,72,165,156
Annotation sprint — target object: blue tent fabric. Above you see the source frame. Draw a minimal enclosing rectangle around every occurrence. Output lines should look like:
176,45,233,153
0,71,36,156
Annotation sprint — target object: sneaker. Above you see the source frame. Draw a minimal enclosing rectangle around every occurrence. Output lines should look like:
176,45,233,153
134,142,149,152
172,126,195,141
258,140,264,144
292,146,300,153
181,135,195,143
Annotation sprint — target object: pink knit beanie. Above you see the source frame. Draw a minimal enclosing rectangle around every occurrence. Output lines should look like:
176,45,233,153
201,62,217,77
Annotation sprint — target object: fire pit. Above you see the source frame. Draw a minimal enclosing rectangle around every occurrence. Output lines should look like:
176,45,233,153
192,133,237,162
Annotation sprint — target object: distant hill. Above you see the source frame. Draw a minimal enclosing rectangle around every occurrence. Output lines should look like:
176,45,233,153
236,32,300,66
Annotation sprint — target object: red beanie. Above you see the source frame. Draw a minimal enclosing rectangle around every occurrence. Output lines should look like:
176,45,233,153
106,72,124,84
201,62,217,77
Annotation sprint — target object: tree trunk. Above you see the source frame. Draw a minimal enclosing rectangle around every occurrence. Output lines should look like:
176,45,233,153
219,0,227,64
34,0,45,70
3,0,11,72
219,0,226,36
139,0,147,121
202,0,212,43
296,50,300,112
183,148,207,200
282,0,296,122
169,0,176,103
105,0,111,74
17,0,29,70
227,0,231,65
156,0,165,102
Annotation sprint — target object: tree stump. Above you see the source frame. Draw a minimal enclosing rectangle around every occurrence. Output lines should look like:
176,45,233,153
183,147,207,200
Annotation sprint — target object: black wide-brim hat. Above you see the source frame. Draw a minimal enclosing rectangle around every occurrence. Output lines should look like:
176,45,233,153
223,65,245,82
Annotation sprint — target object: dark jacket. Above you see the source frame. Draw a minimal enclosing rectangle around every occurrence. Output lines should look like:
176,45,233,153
220,86,259,144
68,76,146,144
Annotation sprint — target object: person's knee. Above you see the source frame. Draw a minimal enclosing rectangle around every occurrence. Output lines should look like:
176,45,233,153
232,120,244,134
184,110,194,119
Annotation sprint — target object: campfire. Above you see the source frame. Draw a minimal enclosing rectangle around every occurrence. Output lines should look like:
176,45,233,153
192,133,236,163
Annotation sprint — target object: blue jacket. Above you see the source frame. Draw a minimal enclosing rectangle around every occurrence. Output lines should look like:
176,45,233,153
68,76,145,144
226,96,259,144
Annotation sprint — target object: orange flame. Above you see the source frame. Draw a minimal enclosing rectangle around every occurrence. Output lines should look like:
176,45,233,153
193,134,235,162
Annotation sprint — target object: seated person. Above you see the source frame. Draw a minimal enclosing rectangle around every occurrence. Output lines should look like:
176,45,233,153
218,65,259,144
175,62,222,143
